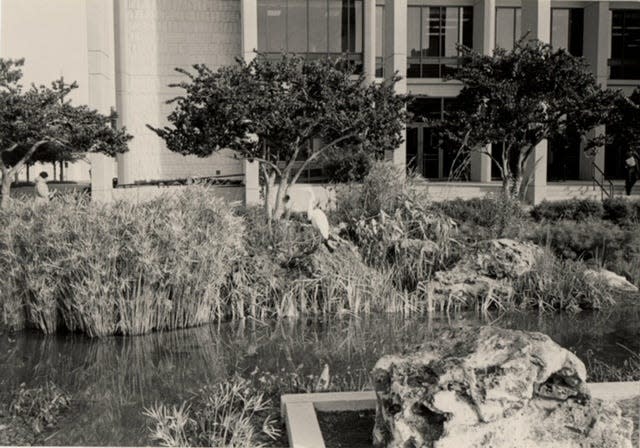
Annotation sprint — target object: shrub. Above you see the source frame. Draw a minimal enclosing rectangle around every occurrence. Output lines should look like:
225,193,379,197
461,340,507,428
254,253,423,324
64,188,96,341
321,148,375,183
432,195,525,241
332,161,409,224
602,197,640,225
0,187,245,336
531,199,604,222
527,220,639,265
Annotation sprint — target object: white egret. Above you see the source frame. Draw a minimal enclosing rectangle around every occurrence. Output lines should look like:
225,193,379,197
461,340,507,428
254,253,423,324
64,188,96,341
305,187,334,252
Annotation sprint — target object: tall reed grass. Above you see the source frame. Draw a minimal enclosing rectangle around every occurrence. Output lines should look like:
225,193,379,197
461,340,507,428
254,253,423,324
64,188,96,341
0,187,244,336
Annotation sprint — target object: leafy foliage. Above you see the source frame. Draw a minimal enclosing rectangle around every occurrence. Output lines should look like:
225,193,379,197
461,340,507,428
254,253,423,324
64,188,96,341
527,219,639,265
150,54,409,219
0,58,131,207
607,87,640,154
530,199,604,222
438,40,619,198
9,382,70,435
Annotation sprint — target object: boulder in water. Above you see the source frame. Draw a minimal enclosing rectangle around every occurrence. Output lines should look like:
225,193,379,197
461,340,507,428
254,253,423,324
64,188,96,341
372,326,633,448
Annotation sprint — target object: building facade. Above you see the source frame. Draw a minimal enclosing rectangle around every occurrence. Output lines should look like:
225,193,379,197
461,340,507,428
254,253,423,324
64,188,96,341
1,0,639,202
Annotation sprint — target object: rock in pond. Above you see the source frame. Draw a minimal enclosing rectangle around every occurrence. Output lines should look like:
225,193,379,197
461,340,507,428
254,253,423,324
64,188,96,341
372,326,634,448
427,239,542,307
583,269,639,294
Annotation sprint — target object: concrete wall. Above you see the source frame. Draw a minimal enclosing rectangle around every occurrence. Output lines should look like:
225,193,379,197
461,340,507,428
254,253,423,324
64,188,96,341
112,184,244,204
115,0,243,184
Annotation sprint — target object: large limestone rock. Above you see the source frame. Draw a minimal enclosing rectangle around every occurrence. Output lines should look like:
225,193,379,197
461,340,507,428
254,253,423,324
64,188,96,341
372,326,633,448
427,239,542,306
470,239,543,279
583,269,639,294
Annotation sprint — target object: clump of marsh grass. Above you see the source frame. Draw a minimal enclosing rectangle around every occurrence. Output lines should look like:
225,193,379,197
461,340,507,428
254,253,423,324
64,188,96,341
144,376,280,448
512,251,617,312
0,186,245,336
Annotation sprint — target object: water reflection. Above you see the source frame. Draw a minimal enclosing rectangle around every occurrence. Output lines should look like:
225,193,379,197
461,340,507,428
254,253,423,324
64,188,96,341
0,308,638,446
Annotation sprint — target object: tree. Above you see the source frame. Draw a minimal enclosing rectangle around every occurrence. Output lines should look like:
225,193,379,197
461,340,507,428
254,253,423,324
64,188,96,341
0,59,132,208
437,39,619,199
607,87,640,155
150,54,409,221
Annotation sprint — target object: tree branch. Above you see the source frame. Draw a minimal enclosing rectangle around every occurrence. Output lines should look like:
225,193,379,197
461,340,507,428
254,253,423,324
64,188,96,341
290,132,360,185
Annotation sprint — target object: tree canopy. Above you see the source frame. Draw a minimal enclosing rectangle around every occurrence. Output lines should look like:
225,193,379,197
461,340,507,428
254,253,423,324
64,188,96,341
0,58,132,207
150,54,409,220
437,39,619,198
607,87,640,155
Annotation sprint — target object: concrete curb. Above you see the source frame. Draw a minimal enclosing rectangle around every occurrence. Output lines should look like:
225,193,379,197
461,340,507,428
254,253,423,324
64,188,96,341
281,382,640,448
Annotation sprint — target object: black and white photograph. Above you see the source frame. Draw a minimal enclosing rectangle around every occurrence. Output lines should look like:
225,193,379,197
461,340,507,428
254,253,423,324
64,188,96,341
0,0,639,446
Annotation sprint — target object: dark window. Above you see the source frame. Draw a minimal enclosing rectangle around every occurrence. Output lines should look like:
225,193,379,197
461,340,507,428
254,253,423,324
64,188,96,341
495,7,521,49
406,6,473,78
258,0,364,73
610,10,640,80
375,5,384,77
551,8,584,56
407,98,466,179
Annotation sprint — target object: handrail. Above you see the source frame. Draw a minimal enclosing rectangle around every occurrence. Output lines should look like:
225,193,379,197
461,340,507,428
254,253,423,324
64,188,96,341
592,162,614,200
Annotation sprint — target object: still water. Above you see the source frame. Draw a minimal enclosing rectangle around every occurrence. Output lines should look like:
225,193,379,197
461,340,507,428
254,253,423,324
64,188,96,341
1,307,639,446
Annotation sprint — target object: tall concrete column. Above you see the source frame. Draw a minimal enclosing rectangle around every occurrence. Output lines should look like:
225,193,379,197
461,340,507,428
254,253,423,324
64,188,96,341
87,0,117,202
241,0,260,205
581,1,610,180
521,0,550,204
363,0,377,84
241,0,258,62
384,0,407,168
470,0,496,183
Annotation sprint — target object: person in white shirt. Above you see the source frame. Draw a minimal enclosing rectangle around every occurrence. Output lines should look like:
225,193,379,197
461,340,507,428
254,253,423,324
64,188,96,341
34,172,52,203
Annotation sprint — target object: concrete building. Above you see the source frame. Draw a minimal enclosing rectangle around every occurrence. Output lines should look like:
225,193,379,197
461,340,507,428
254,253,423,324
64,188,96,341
1,0,639,203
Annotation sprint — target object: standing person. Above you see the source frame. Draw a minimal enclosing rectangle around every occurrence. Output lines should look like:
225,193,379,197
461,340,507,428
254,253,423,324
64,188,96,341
34,171,52,203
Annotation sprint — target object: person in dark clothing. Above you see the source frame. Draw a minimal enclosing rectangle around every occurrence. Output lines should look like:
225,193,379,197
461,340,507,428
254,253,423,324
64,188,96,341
624,149,639,195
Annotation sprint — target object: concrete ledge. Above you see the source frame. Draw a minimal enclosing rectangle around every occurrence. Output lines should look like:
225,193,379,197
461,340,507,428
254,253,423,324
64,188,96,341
281,382,640,448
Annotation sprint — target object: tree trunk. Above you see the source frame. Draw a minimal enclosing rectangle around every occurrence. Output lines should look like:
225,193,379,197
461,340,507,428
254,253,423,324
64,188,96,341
53,162,57,181
26,164,30,182
1,172,12,209
59,161,64,182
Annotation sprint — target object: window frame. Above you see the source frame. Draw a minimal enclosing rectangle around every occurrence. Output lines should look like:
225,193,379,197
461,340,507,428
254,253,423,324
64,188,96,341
406,5,473,79
494,6,521,50
258,0,365,72
609,9,640,80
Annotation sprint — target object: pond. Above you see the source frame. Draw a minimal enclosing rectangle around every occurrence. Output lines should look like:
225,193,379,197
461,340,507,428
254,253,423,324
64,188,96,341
1,307,639,446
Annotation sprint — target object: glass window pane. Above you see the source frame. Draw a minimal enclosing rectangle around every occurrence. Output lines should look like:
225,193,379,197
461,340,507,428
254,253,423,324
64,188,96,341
376,5,384,58
552,9,570,50
569,9,584,56
407,7,421,78
309,0,328,53
496,8,515,49
287,0,308,53
328,0,344,54
462,7,473,48
424,7,442,58
354,1,363,53
443,7,460,57
258,0,286,52
515,8,522,41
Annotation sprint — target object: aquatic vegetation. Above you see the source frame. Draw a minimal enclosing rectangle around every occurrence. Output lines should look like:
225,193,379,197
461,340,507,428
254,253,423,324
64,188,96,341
8,381,70,435
144,376,280,448
512,252,618,312
0,186,244,336
585,345,640,382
